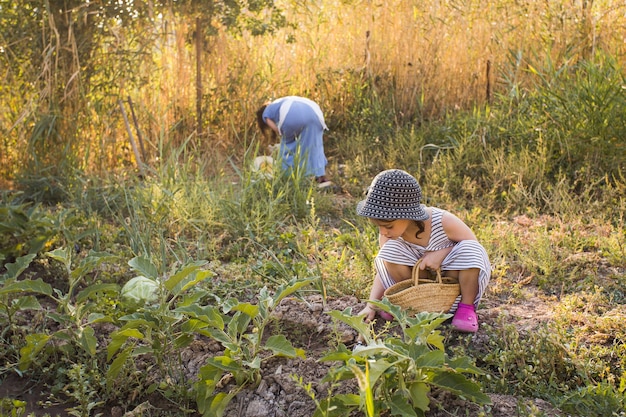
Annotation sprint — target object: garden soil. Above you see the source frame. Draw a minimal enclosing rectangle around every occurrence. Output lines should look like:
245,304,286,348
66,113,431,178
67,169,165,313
1,291,568,417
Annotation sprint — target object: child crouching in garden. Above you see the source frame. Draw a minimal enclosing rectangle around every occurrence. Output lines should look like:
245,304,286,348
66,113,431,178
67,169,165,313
356,169,491,332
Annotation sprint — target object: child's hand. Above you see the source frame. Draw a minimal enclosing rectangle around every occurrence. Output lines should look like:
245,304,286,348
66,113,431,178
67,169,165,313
418,257,441,271
419,247,451,271
358,303,377,323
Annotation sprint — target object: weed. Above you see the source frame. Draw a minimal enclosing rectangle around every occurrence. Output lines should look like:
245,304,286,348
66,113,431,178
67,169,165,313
64,363,104,417
479,317,585,399
0,397,27,417
558,381,626,417
0,200,57,260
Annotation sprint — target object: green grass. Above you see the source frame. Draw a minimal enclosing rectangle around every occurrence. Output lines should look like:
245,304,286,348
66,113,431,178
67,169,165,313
1,52,626,416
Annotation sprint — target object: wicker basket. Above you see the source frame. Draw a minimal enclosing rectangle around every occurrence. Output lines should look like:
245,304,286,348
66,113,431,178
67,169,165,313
383,260,461,313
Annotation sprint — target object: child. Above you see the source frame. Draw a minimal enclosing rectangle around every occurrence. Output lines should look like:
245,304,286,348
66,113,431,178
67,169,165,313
356,169,491,332
256,96,331,187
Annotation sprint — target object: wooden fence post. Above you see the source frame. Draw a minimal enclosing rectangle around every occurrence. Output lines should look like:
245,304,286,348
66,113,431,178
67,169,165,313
119,99,146,178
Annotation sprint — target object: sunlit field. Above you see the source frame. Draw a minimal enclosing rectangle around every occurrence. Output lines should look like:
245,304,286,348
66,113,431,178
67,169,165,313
1,1,626,416
3,1,625,179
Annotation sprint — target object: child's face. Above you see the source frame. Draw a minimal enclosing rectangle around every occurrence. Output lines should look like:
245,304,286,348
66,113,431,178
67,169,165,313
371,219,411,240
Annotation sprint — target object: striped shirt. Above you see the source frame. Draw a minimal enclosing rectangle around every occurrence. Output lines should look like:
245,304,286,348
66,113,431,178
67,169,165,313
375,207,491,310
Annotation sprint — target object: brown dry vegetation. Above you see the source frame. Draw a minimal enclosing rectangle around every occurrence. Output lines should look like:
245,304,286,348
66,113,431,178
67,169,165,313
2,1,626,179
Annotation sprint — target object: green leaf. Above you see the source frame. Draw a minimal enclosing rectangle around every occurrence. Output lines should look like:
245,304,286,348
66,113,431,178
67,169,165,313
175,304,225,328
313,394,360,417
347,361,375,417
12,295,42,310
243,355,262,370
128,256,158,280
177,290,209,307
265,334,305,358
408,382,431,412
205,356,244,372
121,276,159,303
46,247,71,269
227,311,252,337
163,262,207,294
180,269,213,293
333,393,361,406
413,350,445,368
197,362,223,387
319,349,353,362
389,393,419,416
108,328,145,360
447,356,484,375
52,330,72,342
28,234,49,255
87,313,113,324
118,315,154,327
404,313,451,345
113,327,146,339
367,358,394,386
76,283,119,303
2,253,36,280
207,328,231,346
107,346,132,387
0,278,52,296
272,278,314,305
174,334,194,349
19,333,50,371
70,251,116,283
351,339,396,358
228,301,259,318
205,391,237,417
424,330,446,351
130,346,152,356
430,371,491,405
327,308,374,344
78,326,97,356
182,318,210,333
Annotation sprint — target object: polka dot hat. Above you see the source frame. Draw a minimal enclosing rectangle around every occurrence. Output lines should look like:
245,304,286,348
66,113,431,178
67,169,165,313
356,169,429,221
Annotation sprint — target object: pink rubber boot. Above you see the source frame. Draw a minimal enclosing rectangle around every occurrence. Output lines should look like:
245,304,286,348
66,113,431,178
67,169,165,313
451,303,478,333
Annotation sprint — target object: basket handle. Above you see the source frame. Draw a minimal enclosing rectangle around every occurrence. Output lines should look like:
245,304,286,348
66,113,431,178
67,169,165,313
412,259,443,285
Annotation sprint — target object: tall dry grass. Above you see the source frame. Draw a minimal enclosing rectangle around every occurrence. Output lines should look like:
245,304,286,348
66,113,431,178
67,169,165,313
131,0,626,149
2,0,626,181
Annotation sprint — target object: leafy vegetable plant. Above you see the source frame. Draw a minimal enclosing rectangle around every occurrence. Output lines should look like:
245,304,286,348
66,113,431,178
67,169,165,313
106,255,214,407
0,248,119,412
190,278,313,417
318,299,491,417
13,248,118,371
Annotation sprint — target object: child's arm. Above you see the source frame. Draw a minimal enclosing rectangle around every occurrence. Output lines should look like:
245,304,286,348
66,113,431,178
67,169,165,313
441,211,477,241
358,232,389,321
359,272,385,322
419,211,475,270
264,118,280,136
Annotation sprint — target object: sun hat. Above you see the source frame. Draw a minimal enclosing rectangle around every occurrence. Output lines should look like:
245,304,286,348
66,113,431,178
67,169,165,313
356,169,429,221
